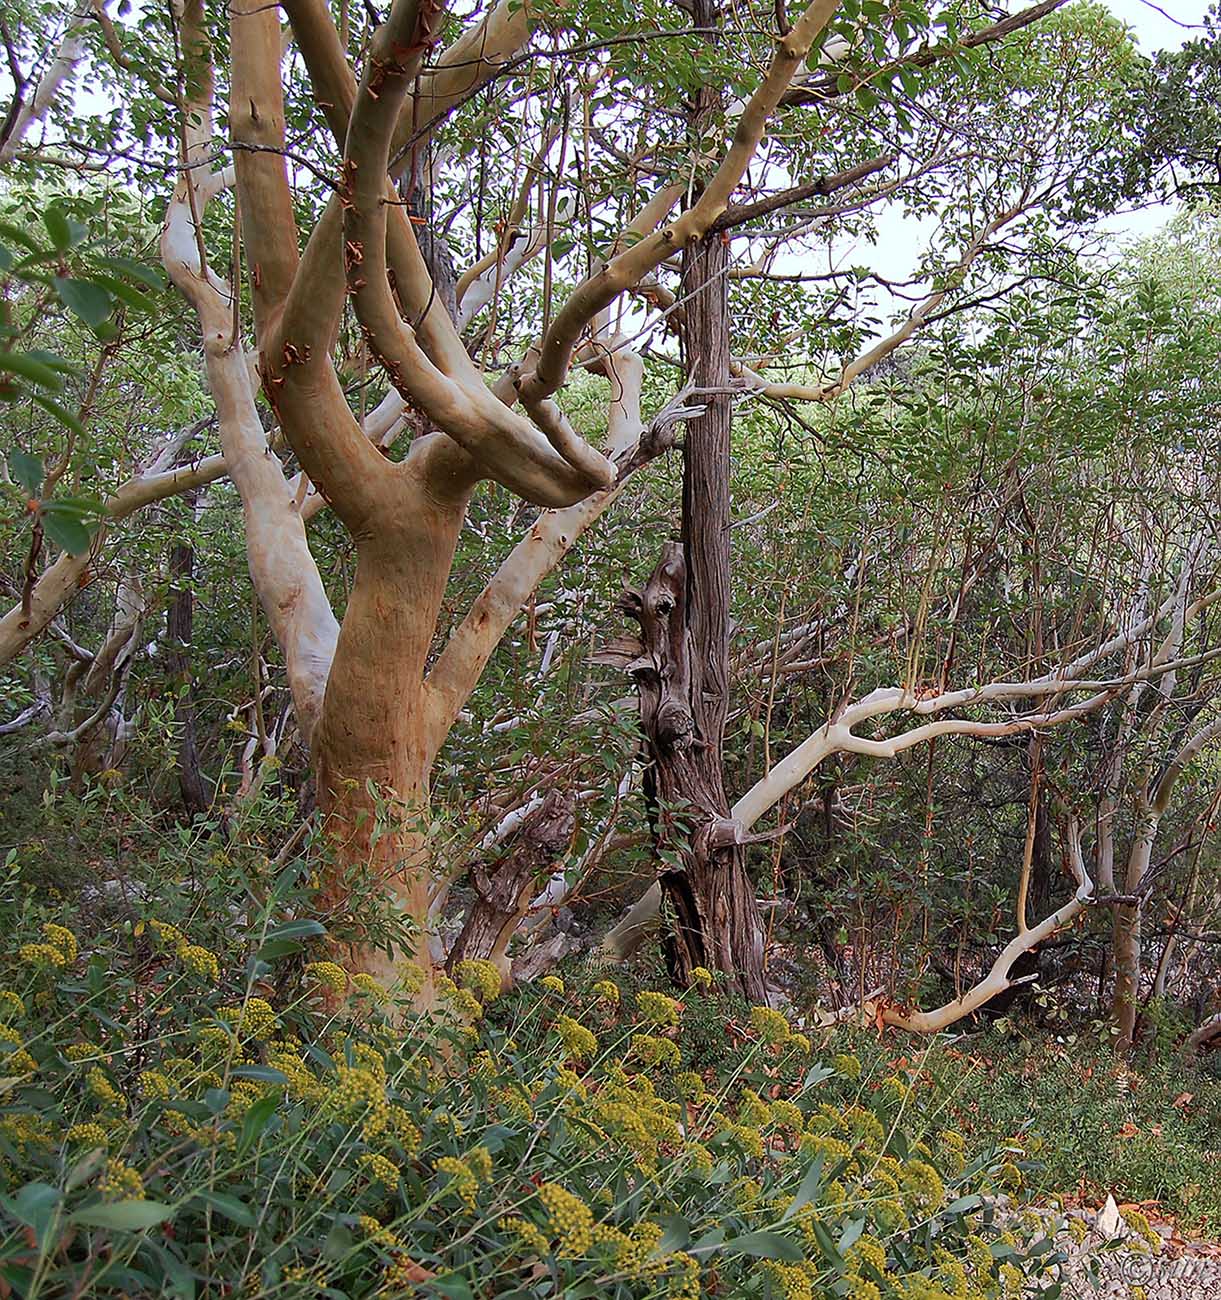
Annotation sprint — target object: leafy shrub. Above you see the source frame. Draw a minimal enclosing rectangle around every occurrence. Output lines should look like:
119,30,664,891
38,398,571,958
833,1026,1221,1237
0,867,1062,1298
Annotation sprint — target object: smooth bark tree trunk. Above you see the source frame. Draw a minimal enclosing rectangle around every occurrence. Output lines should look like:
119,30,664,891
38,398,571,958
166,532,210,818
311,478,471,994
1112,820,1155,1053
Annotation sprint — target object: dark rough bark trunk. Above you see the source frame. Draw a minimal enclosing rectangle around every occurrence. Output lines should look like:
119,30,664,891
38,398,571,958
167,537,209,817
613,0,767,1002
447,789,575,981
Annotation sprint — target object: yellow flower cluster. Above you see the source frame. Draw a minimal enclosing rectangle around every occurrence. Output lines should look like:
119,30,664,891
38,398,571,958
266,1040,325,1103
539,975,565,995
305,961,348,996
631,1033,681,1069
831,1052,862,1079
591,979,619,1004
180,944,220,983
19,943,65,969
554,1014,597,1062
636,991,680,1027
0,990,25,1019
593,1220,664,1276
760,1260,815,1300
435,1155,478,1208
0,1026,36,1074
147,920,186,949
42,923,78,963
690,966,713,988
676,1070,707,1102
359,1152,400,1188
219,996,277,1040
1120,1206,1162,1250
500,1215,550,1254
98,1159,143,1201
582,1068,683,1172
748,1004,791,1045
66,1122,109,1149
351,972,386,1000
138,1069,173,1100
86,1067,123,1109
453,959,502,1004
356,1214,398,1249
328,1065,389,1140
538,1182,593,1256
434,1147,492,1211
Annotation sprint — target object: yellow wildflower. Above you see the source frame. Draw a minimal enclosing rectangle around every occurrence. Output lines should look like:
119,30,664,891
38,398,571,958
359,1152,400,1188
19,943,64,969
66,1122,109,1149
43,923,78,963
453,959,502,1004
98,1159,143,1201
305,961,348,996
180,944,219,982
554,1014,597,1061
636,991,681,1027
591,979,620,1004
0,1026,36,1074
0,990,24,1019
631,1033,681,1069
748,1005,790,1045
539,1182,593,1256
539,975,565,995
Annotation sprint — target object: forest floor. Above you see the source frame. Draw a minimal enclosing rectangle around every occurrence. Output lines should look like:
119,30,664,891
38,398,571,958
1004,1196,1221,1298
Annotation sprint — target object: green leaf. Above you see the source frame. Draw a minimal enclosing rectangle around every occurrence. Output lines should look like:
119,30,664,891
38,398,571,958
720,1230,803,1262
192,1189,255,1227
838,1217,865,1253
254,937,303,961
72,1200,174,1231
41,509,92,555
86,273,156,312
0,220,41,253
97,255,164,290
231,1065,290,1084
41,495,104,519
54,277,113,328
31,392,86,437
43,208,72,252
0,244,11,272
263,918,327,942
781,1151,825,1222
7,449,43,495
237,1092,279,1155
0,351,66,391
2,1181,61,1234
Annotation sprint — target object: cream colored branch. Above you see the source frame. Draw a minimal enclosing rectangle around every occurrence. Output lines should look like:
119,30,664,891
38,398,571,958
425,347,646,747
876,817,1092,1032
739,202,1025,404
515,0,841,408
0,0,92,164
160,0,339,746
733,630,1221,832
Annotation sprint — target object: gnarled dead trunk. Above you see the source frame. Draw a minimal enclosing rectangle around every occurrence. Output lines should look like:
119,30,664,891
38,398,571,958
447,789,576,982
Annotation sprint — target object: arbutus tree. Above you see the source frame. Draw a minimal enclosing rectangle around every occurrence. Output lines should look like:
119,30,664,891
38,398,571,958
0,0,1156,1003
